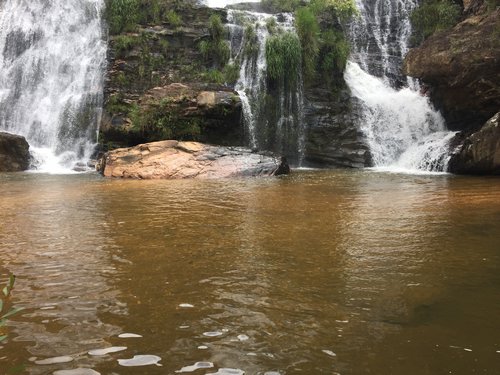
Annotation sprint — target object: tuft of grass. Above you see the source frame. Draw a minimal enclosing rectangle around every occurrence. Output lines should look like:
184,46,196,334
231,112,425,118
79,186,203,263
265,32,302,85
295,7,320,81
166,10,182,29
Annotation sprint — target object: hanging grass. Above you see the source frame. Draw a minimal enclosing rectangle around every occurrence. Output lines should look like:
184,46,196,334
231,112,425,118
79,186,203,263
265,32,302,85
295,7,320,81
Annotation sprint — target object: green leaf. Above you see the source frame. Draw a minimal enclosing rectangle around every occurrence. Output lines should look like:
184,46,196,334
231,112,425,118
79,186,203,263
0,334,7,342
1,307,23,320
9,274,15,291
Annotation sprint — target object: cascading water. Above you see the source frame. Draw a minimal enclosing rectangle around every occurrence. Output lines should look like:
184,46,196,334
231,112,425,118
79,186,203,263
0,0,107,173
227,10,305,164
345,0,456,172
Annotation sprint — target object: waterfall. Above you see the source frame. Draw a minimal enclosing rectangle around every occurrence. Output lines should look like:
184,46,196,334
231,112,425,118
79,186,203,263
227,10,305,165
0,0,107,173
346,0,456,172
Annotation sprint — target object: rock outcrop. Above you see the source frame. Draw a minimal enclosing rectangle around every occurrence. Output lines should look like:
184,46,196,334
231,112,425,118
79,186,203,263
97,140,289,179
448,112,500,175
100,83,242,149
403,8,500,130
0,132,30,172
304,88,372,168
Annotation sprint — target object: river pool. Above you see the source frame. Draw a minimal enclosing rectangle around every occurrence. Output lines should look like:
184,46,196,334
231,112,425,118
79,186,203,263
0,170,499,374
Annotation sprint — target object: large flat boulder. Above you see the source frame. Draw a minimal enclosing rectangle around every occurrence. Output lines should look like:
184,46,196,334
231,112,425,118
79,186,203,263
448,112,500,175
0,132,30,172
97,140,289,179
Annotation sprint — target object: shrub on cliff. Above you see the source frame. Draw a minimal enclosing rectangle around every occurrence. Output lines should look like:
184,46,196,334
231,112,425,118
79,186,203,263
410,0,462,44
265,32,302,87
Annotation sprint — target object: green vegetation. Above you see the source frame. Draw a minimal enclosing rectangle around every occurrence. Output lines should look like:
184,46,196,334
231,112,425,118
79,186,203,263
131,99,202,140
261,0,301,13
199,15,230,68
106,0,140,35
243,25,259,56
223,63,241,84
0,274,23,343
293,0,355,83
295,7,320,80
410,0,462,44
166,10,182,29
113,34,141,58
265,32,302,85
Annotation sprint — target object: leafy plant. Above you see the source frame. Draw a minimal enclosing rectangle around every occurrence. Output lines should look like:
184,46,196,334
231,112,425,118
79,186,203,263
243,25,259,57
410,0,461,44
106,0,140,35
166,10,182,29
320,29,349,74
265,32,302,85
295,7,320,80
223,63,240,84
113,34,140,58
0,274,23,343
261,0,301,13
199,14,230,69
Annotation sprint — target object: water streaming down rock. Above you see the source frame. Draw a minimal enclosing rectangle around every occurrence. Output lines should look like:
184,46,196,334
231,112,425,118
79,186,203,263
227,10,306,165
0,0,107,172
345,0,456,172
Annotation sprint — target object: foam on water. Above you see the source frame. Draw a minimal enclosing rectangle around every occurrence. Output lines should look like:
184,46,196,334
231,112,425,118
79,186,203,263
88,346,127,356
34,356,73,365
118,354,162,367
175,361,214,373
53,369,100,375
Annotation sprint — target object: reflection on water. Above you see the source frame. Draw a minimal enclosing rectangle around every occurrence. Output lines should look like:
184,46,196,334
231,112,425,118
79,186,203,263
0,171,499,374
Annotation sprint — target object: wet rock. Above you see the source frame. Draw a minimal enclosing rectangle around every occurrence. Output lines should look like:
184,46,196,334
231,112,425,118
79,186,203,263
448,112,500,175
0,132,30,172
304,88,372,168
97,140,289,179
403,9,500,130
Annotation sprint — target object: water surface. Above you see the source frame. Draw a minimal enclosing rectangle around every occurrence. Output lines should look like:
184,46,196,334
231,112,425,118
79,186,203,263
0,170,499,374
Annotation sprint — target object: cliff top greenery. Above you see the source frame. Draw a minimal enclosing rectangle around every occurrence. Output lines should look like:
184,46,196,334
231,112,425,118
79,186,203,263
410,0,462,45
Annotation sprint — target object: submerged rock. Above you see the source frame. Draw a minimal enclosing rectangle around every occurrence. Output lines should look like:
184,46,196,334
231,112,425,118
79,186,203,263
0,132,30,172
448,112,500,175
97,140,289,179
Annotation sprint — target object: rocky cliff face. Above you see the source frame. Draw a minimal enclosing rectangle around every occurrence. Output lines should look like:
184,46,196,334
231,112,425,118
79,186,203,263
101,4,243,150
404,6,499,131
448,112,500,175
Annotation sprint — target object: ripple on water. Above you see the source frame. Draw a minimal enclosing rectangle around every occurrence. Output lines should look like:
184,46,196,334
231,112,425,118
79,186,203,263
88,346,127,356
53,369,100,375
35,356,73,365
118,333,142,338
207,369,245,375
118,355,162,367
179,303,194,308
175,362,214,373
203,331,223,337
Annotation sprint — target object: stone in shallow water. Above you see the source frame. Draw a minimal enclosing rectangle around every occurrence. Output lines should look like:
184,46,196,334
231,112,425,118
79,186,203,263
88,346,127,356
118,355,162,367
35,356,73,365
118,333,142,338
175,361,214,372
53,369,100,375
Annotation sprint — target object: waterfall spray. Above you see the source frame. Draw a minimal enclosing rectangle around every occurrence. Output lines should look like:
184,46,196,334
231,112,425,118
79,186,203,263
0,0,107,173
346,0,456,172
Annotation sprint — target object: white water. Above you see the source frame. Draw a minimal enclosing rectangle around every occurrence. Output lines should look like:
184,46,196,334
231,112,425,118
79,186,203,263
227,10,305,163
346,0,456,172
0,0,107,173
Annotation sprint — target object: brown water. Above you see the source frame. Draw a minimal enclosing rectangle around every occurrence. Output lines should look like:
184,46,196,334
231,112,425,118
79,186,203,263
0,170,499,375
